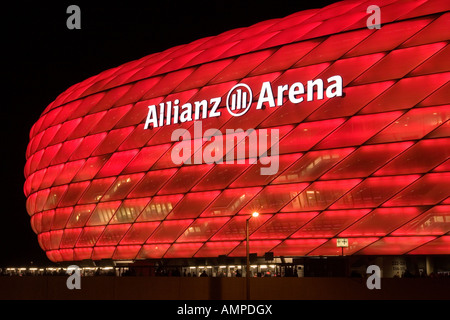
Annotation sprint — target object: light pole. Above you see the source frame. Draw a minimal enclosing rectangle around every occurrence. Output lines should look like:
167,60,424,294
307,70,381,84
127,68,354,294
246,211,259,300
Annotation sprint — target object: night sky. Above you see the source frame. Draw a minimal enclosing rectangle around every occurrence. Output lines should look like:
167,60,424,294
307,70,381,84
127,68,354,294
2,0,340,266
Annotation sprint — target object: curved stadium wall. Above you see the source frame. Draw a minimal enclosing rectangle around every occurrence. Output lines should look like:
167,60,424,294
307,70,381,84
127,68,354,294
24,0,450,262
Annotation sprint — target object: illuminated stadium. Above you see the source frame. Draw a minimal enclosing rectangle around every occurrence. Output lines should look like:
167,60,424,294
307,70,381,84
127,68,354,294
23,0,449,276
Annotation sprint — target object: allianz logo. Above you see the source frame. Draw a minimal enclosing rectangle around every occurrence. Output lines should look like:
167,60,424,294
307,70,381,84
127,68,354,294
144,75,343,129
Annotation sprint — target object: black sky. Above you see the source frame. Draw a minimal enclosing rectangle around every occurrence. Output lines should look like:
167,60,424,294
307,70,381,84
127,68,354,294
2,0,340,266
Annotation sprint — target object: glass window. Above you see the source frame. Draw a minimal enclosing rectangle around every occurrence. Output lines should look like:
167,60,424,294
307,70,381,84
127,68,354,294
96,224,131,246
137,195,183,222
194,241,241,258
340,207,425,237
291,209,369,238
86,201,122,226
322,142,412,179
201,187,261,217
331,175,419,209
163,243,203,259
359,236,436,255
75,226,105,247
250,212,318,239
146,220,194,243
166,191,220,219
120,222,160,245
228,240,281,257
273,239,327,256
176,217,230,242
282,179,360,212
211,214,272,241
242,183,309,213
78,178,116,204
66,204,96,228
101,173,145,201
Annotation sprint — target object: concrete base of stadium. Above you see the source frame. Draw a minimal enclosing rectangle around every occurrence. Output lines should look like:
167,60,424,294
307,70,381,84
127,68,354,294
1,276,449,300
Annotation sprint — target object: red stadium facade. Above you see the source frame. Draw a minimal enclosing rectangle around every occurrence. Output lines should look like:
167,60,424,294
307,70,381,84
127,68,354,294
24,0,449,267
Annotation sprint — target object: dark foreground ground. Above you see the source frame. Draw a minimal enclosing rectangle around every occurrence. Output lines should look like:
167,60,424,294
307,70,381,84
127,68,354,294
1,276,449,300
